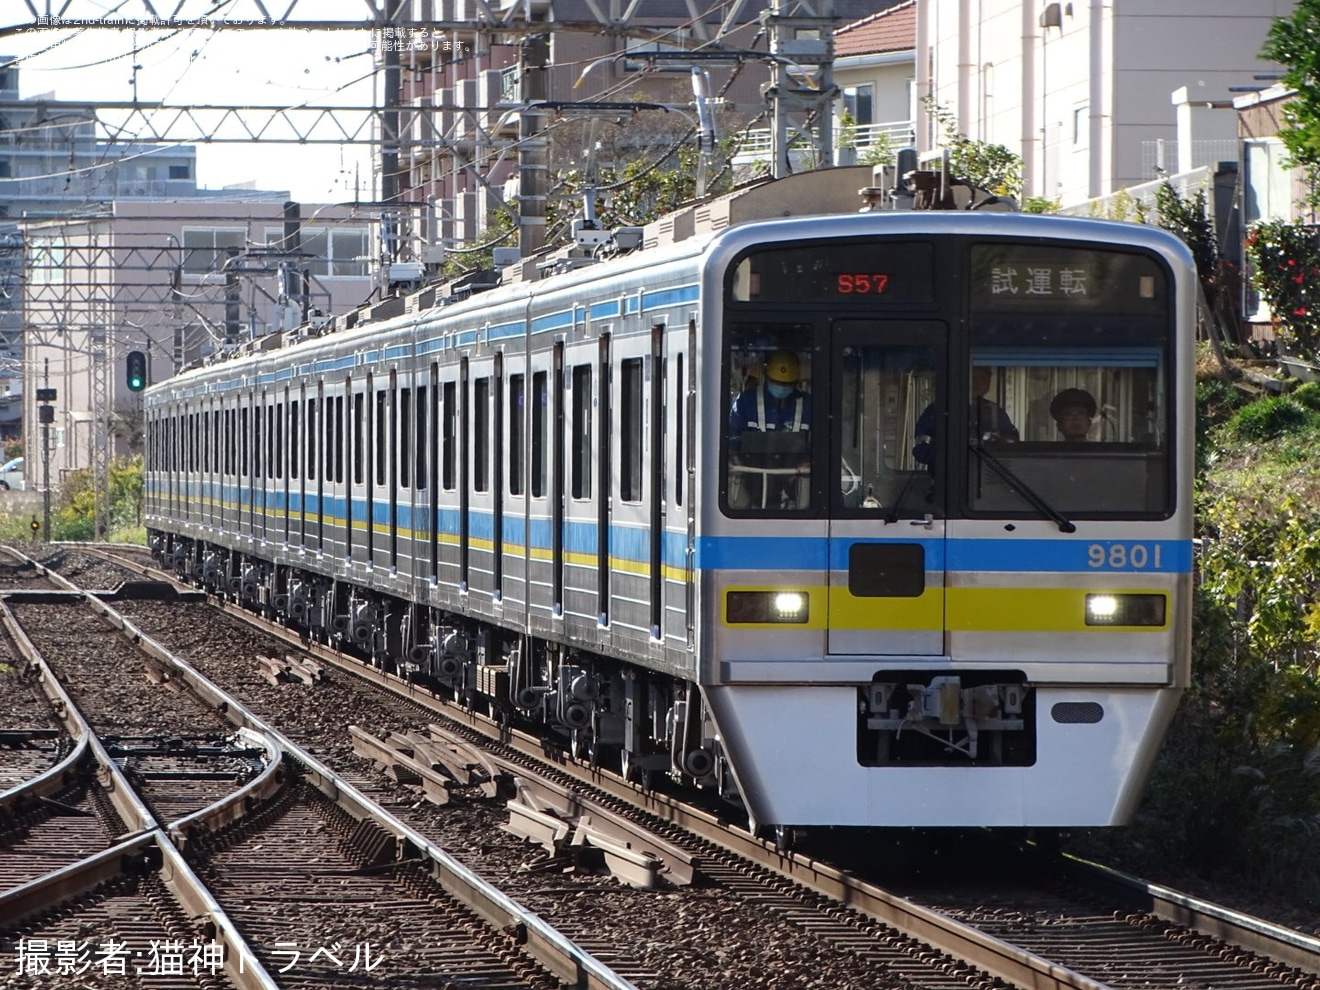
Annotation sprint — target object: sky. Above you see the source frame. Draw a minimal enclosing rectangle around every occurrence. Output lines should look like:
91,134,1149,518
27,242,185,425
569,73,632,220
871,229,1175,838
5,9,381,205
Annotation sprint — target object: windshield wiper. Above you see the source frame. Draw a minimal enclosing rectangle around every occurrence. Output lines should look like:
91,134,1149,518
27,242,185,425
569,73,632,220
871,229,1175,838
884,470,922,524
968,443,1076,533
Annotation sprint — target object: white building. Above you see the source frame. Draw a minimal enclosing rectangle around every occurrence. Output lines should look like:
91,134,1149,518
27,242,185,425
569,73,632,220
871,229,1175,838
918,0,1293,205
833,1,918,164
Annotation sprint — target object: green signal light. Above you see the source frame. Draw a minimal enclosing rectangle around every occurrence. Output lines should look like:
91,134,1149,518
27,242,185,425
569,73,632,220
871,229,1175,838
126,350,147,392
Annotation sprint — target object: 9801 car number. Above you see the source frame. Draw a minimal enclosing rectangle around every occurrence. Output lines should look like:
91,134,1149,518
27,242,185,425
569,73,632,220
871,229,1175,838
1087,543,1163,569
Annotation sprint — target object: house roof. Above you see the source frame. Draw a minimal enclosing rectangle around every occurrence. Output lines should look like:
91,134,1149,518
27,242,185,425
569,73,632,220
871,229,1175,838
836,0,916,58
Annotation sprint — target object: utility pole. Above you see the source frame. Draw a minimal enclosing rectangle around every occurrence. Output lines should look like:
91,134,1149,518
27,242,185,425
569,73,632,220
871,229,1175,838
518,33,550,258
765,0,839,179
90,321,109,540
38,360,52,541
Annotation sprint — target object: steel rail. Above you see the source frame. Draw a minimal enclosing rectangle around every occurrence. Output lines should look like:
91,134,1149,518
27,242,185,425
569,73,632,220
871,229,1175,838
48,550,641,990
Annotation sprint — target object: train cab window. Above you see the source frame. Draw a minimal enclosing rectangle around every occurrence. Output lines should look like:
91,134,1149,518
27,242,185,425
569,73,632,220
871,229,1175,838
834,341,939,516
963,243,1173,518
963,357,1168,516
723,325,815,514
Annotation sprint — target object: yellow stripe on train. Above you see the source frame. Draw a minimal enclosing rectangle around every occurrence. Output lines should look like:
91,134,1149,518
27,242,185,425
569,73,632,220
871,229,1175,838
727,586,1169,632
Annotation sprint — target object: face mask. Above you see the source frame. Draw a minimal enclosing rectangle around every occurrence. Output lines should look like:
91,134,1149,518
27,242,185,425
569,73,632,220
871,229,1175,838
766,382,794,400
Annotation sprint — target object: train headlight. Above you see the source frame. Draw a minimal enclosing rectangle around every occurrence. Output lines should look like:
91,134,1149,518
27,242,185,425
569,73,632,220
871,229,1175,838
1085,593,1166,626
726,590,810,624
774,592,807,620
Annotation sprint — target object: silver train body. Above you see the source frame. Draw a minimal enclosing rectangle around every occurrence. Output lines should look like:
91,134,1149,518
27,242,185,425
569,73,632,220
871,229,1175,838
145,208,1196,831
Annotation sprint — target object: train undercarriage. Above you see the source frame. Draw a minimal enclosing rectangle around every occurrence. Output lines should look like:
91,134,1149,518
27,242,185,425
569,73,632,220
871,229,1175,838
153,534,739,806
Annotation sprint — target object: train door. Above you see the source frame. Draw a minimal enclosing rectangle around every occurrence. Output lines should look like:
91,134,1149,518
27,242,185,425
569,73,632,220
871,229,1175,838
827,321,946,656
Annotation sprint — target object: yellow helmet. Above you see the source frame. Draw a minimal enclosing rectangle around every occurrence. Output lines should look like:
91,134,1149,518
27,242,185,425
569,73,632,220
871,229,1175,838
764,350,800,384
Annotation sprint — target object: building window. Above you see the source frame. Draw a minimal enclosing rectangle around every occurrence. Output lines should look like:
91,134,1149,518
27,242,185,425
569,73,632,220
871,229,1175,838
268,226,369,278
30,236,65,285
843,84,874,125
169,164,190,180
182,227,246,275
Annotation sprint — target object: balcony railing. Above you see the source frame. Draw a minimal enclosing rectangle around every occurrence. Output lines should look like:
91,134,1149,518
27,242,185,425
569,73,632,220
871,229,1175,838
732,119,915,162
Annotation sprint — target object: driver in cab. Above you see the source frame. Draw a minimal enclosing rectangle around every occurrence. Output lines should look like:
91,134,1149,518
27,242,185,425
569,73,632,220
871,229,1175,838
727,350,812,509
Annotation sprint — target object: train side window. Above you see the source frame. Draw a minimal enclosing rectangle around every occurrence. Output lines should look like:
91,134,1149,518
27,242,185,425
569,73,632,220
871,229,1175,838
375,388,387,487
275,403,284,480
290,401,300,480
415,383,427,491
570,364,592,499
253,406,262,479
442,380,456,491
509,373,524,496
531,370,547,498
334,395,345,483
352,391,363,485
674,353,684,507
400,386,412,489
620,357,643,503
306,398,317,480
474,377,490,493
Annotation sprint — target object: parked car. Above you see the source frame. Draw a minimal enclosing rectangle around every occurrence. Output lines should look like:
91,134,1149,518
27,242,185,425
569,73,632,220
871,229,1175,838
0,456,24,491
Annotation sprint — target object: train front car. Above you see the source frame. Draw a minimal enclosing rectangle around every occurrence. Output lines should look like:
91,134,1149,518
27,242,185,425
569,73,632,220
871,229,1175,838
700,212,1195,831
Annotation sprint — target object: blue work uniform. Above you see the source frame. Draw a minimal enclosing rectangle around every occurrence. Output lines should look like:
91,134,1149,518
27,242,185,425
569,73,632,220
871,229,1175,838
728,384,812,444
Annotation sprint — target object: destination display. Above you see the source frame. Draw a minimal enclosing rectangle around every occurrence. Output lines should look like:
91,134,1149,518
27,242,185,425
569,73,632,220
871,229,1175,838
728,241,935,304
969,243,1168,314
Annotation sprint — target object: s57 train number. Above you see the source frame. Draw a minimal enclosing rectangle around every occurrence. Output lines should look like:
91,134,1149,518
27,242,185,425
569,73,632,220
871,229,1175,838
1087,543,1163,569
836,273,890,294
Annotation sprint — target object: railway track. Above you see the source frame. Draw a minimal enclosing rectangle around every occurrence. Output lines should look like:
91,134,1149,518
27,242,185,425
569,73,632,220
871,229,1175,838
0,546,642,989
22,543,1320,990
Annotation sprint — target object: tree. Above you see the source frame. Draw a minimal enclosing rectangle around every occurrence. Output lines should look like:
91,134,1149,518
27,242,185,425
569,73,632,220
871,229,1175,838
1262,0,1320,204
922,98,1023,199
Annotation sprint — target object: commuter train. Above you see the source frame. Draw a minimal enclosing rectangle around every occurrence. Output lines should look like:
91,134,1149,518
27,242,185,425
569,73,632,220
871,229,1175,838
145,171,1195,834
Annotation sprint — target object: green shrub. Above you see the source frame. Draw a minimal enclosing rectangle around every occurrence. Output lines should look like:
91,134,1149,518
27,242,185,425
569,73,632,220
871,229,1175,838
1225,396,1315,441
1292,381,1320,411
